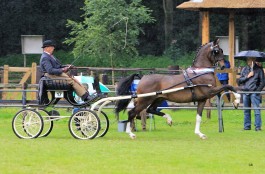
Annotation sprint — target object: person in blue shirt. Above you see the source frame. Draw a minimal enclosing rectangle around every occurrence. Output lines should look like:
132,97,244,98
216,57,231,101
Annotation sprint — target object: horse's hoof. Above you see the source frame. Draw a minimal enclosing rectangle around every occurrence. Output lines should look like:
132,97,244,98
166,118,173,126
130,135,136,139
129,133,136,139
200,135,207,140
167,120,172,126
232,102,239,109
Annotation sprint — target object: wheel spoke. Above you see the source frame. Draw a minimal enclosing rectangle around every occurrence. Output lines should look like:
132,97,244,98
69,109,100,140
12,109,43,139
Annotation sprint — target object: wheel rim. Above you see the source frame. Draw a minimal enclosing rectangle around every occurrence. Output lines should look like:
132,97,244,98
12,109,43,139
96,110,109,138
38,109,53,138
69,110,100,140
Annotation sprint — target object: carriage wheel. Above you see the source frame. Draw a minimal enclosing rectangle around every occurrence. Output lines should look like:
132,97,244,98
12,109,43,139
95,110,109,138
37,109,54,138
68,109,100,140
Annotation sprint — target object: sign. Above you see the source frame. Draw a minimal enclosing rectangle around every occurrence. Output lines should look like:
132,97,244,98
21,35,44,54
55,91,64,98
217,36,239,56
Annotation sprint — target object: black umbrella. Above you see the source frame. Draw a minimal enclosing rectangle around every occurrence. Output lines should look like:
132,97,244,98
234,50,265,62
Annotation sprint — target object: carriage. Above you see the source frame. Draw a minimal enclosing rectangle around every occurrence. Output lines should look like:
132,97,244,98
11,75,110,140
12,39,241,140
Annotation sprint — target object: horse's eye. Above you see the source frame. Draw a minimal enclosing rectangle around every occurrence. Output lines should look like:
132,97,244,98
213,49,219,55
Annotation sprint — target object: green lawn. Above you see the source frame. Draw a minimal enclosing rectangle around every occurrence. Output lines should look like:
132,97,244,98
0,107,265,174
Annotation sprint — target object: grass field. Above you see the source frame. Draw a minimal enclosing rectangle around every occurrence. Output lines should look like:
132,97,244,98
1,107,265,174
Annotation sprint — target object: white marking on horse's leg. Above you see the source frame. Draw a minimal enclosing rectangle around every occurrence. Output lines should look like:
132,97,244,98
125,121,136,139
163,113,172,126
194,114,207,139
232,92,241,109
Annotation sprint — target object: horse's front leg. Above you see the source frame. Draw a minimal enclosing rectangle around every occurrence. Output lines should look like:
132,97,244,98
217,85,241,109
195,101,207,139
232,92,241,109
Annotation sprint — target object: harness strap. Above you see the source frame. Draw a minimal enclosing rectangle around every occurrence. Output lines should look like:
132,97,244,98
183,70,196,102
162,71,213,91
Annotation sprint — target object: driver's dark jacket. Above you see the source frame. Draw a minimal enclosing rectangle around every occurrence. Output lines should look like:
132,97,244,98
38,52,65,104
238,64,265,92
40,52,64,75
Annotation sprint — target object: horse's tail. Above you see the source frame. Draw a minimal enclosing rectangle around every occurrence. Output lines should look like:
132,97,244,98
115,73,142,114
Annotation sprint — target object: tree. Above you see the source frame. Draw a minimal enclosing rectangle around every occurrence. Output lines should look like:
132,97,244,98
65,0,154,68
0,0,83,56
163,0,174,50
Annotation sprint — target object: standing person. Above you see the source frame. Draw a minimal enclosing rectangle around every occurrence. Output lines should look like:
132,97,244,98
238,57,265,131
39,40,100,102
216,56,231,101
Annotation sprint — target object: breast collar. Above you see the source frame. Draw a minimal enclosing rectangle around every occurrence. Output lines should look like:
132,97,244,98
186,67,215,74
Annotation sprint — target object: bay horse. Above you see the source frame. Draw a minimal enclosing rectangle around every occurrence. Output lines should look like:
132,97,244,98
115,39,241,139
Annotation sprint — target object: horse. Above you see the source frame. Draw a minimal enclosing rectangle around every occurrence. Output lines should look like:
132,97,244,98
115,39,241,139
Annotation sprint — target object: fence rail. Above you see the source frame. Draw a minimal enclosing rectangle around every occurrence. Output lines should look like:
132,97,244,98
1,88,265,134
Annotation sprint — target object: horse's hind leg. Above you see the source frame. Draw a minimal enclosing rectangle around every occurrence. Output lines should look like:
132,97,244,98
146,99,172,126
195,100,207,139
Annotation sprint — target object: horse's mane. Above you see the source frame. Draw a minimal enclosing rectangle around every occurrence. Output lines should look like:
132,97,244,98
192,42,210,66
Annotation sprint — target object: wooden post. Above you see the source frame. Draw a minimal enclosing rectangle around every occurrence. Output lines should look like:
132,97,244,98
201,11,211,118
31,62,37,84
3,65,9,99
201,11,210,44
31,62,37,99
228,11,235,85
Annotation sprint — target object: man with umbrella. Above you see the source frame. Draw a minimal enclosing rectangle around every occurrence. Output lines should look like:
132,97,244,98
236,51,265,131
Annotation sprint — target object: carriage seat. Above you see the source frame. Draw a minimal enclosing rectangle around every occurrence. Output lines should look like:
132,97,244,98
43,78,72,91
38,76,73,105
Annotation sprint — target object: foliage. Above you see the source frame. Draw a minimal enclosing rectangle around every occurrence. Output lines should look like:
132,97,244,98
0,0,84,56
0,50,196,68
164,40,183,63
130,55,174,68
64,0,154,68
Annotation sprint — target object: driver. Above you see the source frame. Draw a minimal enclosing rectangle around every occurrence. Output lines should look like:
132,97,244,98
39,40,99,102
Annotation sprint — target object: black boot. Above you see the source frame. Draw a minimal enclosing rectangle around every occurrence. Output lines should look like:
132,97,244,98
81,92,96,102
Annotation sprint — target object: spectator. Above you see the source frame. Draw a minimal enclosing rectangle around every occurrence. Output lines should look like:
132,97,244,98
238,57,265,131
216,56,231,102
131,100,168,131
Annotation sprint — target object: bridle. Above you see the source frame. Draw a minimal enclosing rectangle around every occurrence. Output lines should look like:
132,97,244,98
210,43,223,65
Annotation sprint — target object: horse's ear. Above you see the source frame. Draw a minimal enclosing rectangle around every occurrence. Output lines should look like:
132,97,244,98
213,38,220,45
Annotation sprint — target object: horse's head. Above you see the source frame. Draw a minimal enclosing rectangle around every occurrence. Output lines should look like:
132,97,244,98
209,38,224,63
193,38,224,68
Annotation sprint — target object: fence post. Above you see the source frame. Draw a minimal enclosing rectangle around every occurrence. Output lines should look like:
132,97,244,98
22,82,27,108
217,94,224,132
31,63,37,100
3,65,9,100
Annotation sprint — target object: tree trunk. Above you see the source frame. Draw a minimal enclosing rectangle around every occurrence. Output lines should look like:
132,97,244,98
261,14,265,49
163,0,173,50
241,16,248,50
